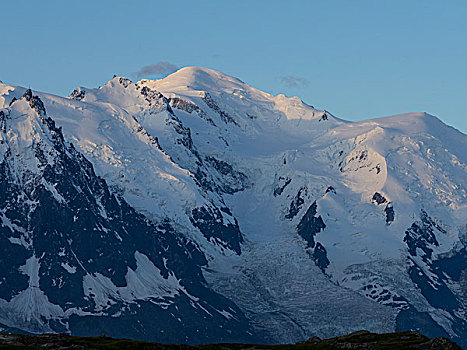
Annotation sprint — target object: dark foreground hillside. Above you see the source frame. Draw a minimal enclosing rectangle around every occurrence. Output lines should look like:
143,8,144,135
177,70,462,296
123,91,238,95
0,330,461,350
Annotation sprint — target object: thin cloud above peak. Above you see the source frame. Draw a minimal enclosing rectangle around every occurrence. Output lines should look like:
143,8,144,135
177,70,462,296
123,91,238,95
133,61,179,79
280,75,310,88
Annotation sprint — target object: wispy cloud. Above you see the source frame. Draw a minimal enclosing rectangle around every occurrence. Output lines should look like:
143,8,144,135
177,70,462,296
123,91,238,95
133,61,179,79
280,75,310,88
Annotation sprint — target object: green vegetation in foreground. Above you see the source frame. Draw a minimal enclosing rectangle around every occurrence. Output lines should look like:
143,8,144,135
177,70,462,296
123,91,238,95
0,330,461,349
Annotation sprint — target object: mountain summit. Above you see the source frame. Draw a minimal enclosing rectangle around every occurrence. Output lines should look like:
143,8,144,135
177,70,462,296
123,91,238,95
0,68,466,346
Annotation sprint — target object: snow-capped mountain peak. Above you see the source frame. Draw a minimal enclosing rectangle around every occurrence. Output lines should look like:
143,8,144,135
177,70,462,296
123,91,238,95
139,66,338,125
0,68,466,346
139,66,250,96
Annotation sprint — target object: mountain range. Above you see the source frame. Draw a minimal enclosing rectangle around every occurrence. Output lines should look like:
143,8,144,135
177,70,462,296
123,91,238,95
0,67,466,347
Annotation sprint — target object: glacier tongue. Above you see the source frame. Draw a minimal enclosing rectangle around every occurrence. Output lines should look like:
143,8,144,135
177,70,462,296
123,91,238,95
205,229,396,343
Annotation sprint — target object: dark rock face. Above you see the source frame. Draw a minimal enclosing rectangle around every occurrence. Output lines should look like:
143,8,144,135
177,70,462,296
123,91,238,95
404,211,440,259
296,201,326,249
372,193,394,224
273,177,291,197
295,201,328,272
285,188,306,219
140,86,174,113
318,112,328,121
372,192,387,205
312,242,330,273
191,206,243,254
297,201,330,273
384,204,394,224
118,77,132,88
360,283,408,309
23,89,46,116
8,97,17,106
395,306,450,340
170,115,195,151
401,211,467,347
69,88,86,101
0,93,257,344
0,110,7,133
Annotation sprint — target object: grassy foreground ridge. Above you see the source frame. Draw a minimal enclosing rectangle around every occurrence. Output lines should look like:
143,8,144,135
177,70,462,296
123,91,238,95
0,330,461,350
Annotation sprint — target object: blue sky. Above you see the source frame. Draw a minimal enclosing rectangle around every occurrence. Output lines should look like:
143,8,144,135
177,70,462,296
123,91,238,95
1,0,466,132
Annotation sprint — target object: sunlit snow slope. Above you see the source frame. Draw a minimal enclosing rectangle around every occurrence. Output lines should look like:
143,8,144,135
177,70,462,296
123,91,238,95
0,67,466,346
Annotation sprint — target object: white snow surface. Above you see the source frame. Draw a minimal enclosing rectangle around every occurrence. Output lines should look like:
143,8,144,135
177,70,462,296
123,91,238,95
83,251,194,311
0,255,64,333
